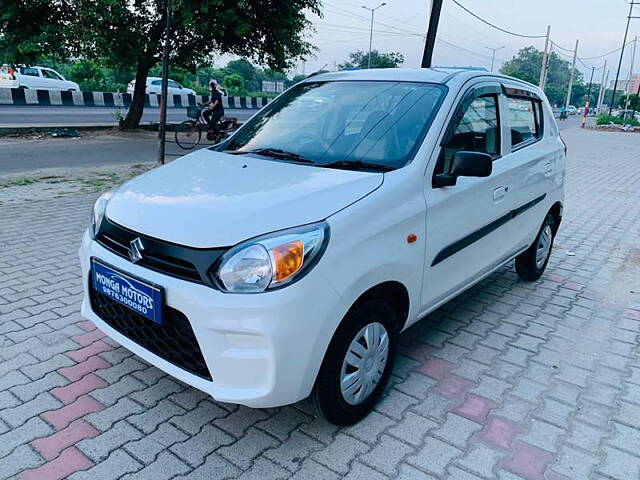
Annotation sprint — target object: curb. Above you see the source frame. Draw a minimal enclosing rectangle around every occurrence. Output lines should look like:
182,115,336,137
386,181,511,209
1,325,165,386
0,124,170,136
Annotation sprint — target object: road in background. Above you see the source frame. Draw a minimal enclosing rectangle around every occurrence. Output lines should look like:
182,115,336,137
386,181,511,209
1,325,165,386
0,106,257,128
1,115,586,175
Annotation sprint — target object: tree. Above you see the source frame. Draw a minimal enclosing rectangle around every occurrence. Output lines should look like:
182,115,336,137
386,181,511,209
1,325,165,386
223,73,246,96
1,0,321,128
500,46,584,107
620,93,640,112
338,50,404,70
66,60,108,91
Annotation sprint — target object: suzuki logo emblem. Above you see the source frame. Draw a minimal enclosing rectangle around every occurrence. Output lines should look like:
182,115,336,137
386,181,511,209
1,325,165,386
128,237,145,263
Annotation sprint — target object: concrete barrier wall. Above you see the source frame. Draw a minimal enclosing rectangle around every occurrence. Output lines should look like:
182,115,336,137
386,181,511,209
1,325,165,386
0,88,271,109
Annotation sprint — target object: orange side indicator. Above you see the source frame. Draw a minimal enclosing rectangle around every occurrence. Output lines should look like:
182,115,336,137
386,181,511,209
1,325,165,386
407,234,418,244
272,240,304,282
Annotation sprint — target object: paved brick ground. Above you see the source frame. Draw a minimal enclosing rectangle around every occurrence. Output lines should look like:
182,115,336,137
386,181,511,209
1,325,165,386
1,124,640,480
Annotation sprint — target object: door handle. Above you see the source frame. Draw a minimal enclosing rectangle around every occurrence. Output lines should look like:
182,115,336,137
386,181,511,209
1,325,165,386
493,186,507,202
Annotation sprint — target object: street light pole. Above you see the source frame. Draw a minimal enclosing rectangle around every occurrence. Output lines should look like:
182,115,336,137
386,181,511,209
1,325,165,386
485,46,505,72
362,3,386,69
156,0,173,166
421,0,444,68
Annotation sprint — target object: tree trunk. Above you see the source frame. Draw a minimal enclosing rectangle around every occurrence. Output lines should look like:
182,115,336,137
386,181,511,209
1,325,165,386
120,60,152,129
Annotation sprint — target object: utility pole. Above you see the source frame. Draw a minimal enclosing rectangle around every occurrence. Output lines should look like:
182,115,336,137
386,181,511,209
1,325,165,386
564,40,579,111
539,25,551,89
485,46,505,72
623,36,638,118
596,61,608,113
609,1,639,115
422,0,444,68
543,45,552,90
362,3,386,69
600,69,610,111
156,0,172,166
581,66,595,128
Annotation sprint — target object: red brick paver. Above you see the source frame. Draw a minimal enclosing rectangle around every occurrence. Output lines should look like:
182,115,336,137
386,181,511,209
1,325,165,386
21,447,92,480
32,420,99,461
41,396,103,430
51,373,108,404
58,355,111,382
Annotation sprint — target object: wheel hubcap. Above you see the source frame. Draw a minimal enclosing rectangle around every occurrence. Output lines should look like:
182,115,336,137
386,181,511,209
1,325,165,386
340,322,389,405
536,225,553,269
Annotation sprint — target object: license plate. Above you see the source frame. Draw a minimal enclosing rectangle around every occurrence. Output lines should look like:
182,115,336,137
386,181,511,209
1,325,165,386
91,258,164,325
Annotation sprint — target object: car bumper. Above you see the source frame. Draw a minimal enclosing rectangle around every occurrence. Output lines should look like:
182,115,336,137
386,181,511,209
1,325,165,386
78,229,347,407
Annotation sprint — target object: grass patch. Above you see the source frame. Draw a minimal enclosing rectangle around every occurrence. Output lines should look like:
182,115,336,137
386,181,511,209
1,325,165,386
597,114,640,127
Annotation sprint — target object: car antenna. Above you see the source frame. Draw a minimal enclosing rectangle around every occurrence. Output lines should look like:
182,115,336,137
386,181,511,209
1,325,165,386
306,64,329,79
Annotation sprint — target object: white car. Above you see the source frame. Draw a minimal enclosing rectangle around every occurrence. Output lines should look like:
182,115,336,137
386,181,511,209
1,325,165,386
127,76,196,96
80,68,565,425
0,65,80,91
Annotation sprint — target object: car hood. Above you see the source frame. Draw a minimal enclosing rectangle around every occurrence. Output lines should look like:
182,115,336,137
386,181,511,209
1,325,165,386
105,149,383,247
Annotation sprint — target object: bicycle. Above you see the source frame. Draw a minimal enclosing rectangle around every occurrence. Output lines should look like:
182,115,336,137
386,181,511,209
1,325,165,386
174,105,239,150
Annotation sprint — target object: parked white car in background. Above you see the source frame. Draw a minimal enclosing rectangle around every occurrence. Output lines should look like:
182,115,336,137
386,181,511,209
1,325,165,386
80,68,565,425
0,65,80,91
127,76,196,96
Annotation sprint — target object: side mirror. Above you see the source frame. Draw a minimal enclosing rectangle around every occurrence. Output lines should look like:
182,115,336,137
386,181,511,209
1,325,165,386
433,151,493,188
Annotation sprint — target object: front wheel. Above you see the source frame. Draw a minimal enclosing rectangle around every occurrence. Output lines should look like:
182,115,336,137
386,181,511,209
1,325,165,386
308,300,397,426
515,214,555,281
175,121,201,150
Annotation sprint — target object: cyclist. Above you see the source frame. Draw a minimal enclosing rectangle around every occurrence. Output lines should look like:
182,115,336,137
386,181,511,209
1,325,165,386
202,80,227,132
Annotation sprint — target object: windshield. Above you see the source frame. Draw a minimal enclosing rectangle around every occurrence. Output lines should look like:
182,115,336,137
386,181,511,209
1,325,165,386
224,81,447,171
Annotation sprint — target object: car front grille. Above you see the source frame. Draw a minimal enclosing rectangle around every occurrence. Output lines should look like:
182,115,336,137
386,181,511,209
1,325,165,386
95,219,226,287
89,284,212,380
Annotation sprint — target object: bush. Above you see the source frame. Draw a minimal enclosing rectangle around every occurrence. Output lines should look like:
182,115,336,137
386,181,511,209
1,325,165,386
596,114,640,127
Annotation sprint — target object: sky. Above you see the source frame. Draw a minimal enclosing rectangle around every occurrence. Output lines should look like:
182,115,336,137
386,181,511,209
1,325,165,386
285,0,640,83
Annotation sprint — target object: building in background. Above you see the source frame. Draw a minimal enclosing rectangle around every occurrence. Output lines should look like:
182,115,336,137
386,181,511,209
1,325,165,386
609,76,640,93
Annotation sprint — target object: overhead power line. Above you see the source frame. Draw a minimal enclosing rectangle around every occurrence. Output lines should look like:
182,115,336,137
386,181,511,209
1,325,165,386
449,0,546,39
581,40,635,60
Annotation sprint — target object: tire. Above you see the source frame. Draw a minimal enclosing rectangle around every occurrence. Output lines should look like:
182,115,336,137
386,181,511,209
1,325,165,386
515,214,555,281
308,299,398,426
174,121,201,150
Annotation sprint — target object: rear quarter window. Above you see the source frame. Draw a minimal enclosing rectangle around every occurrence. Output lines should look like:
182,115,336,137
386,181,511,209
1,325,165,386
507,97,543,148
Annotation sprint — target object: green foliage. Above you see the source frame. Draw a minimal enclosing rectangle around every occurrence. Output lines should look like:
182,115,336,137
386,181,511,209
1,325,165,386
338,50,404,70
596,113,640,126
619,93,640,112
223,73,246,96
65,60,107,91
500,47,584,107
0,1,74,64
1,0,321,128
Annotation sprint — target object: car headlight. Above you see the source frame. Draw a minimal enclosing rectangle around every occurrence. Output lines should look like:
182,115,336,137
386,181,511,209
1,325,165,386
214,222,330,293
89,190,114,239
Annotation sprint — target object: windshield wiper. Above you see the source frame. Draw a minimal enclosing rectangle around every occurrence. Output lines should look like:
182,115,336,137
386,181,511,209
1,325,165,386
318,160,392,172
227,148,315,164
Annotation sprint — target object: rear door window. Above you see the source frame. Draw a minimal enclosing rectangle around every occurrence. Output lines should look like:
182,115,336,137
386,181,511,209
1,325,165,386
19,67,40,77
507,97,543,148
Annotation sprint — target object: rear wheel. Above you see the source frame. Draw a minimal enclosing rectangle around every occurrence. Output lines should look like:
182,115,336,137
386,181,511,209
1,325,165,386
515,214,555,281
308,300,397,426
175,121,201,149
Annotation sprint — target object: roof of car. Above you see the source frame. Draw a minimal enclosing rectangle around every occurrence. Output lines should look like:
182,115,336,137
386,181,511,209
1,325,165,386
303,67,538,91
